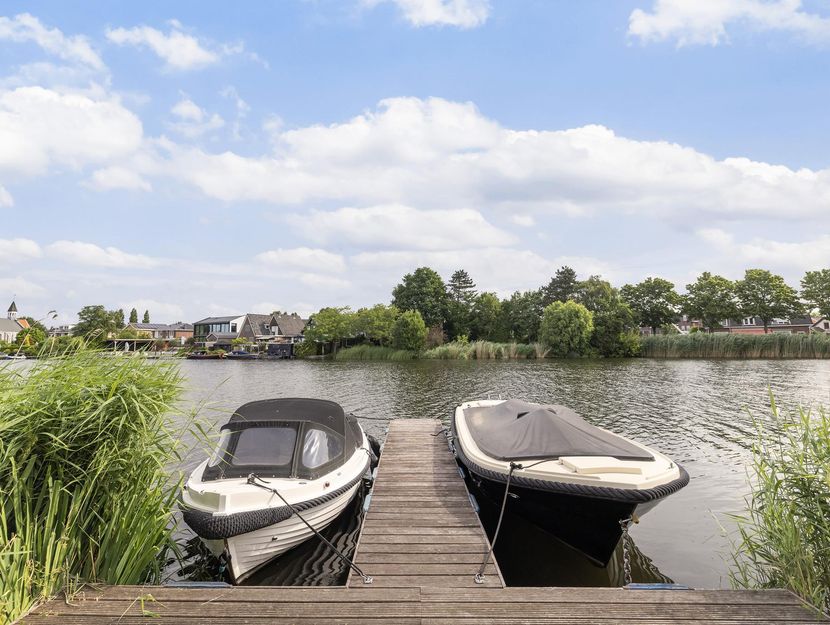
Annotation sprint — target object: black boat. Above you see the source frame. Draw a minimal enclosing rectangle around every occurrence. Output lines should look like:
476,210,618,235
450,399,689,566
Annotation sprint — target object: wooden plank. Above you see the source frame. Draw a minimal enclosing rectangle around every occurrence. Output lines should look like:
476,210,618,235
348,575,502,588
67,586,418,603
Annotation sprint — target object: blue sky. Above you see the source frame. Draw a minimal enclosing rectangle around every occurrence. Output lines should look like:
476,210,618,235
2,0,830,324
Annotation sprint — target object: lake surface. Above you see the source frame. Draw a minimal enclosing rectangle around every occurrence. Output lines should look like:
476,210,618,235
174,358,830,589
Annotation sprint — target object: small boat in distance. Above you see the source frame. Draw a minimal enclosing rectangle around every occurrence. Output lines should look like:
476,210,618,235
181,398,370,583
451,399,688,567
225,351,258,360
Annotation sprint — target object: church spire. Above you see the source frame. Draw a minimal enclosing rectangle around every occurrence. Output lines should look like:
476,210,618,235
7,301,17,320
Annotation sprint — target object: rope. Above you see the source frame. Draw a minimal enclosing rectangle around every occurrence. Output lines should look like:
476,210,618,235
246,473,373,584
474,461,522,584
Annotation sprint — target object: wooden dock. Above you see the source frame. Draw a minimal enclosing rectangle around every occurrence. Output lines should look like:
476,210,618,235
21,419,826,624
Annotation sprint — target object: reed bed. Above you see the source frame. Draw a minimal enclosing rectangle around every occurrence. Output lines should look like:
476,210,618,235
334,345,417,361
730,398,830,614
0,347,190,623
423,340,543,360
642,333,830,359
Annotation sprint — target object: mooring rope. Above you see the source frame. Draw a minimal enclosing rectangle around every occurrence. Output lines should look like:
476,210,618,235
246,473,373,584
474,461,522,584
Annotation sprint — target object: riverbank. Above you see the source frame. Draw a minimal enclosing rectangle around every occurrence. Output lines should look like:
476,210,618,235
642,332,830,358
334,341,551,361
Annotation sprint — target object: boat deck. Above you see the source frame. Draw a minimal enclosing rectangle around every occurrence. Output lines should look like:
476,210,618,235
21,419,826,624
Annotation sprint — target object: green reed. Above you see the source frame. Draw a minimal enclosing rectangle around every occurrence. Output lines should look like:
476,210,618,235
0,346,190,623
730,397,830,614
642,333,830,359
423,340,544,360
334,345,417,361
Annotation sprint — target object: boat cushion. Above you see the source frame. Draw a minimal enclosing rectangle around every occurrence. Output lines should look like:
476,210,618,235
462,399,654,462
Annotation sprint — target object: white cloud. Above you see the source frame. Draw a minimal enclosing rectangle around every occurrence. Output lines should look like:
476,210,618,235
148,96,830,223
0,276,45,297
364,0,491,28
250,301,283,314
106,22,251,71
119,299,185,323
47,241,162,269
0,13,104,69
256,247,346,274
0,238,42,263
297,273,351,289
697,228,830,270
629,0,830,47
351,248,614,296
168,96,225,138
292,205,515,250
85,166,151,192
510,214,535,227
0,185,12,207
0,86,143,177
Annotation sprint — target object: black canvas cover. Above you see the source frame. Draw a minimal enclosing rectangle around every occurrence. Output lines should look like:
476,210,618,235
462,399,653,462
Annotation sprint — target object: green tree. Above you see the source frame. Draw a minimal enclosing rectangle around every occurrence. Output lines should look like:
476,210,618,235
142,310,150,323
735,269,803,333
391,310,428,351
15,326,47,347
445,269,477,340
129,308,138,324
391,267,449,328
470,292,504,341
303,307,354,354
73,305,120,341
20,317,49,335
353,304,399,346
114,309,125,328
539,301,594,357
620,277,681,334
574,276,638,357
500,290,543,343
801,269,830,318
542,266,578,306
682,272,740,331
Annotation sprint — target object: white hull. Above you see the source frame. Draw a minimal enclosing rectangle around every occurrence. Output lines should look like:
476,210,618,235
205,483,361,583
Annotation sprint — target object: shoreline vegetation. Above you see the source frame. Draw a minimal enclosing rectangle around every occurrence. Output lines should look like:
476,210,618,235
0,346,195,624
731,397,830,614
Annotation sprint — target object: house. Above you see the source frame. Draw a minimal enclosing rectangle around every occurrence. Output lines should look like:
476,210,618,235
124,322,194,344
0,301,23,343
48,324,75,337
193,315,247,347
193,312,307,352
712,316,815,334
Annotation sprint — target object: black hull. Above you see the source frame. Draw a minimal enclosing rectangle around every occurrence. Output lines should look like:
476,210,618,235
467,470,639,566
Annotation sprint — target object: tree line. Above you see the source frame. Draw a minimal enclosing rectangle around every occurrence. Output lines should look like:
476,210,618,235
304,266,830,357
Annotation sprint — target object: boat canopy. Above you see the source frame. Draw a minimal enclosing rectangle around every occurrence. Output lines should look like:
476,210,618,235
462,399,654,462
202,398,363,481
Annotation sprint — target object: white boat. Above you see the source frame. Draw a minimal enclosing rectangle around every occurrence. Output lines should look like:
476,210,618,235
451,399,688,566
182,398,371,583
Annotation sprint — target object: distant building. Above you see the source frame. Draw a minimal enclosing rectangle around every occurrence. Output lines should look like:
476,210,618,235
193,312,307,352
124,322,194,344
49,324,75,338
0,301,23,343
712,316,815,334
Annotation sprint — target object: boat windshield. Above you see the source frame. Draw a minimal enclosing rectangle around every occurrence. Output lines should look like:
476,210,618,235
203,423,299,480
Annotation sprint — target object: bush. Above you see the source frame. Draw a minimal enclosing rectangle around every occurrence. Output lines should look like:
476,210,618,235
392,310,428,352
334,345,416,361
730,397,830,614
539,301,594,357
292,340,317,358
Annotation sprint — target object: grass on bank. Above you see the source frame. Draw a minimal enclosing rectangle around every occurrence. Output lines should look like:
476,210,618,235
642,332,830,359
0,346,192,624
334,341,551,361
731,396,830,614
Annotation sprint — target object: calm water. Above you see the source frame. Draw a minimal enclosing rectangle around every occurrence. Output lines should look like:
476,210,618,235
173,358,830,589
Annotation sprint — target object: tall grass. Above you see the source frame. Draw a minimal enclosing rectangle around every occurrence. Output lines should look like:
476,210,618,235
0,347,190,623
334,345,417,361
423,340,544,360
642,333,830,359
730,397,830,614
